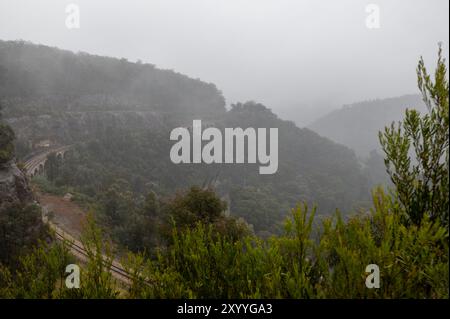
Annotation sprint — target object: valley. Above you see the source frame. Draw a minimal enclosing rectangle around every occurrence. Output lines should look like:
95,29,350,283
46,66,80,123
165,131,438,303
0,38,447,299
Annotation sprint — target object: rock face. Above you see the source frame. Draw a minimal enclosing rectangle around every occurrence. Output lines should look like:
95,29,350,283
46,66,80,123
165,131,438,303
0,160,46,262
5,110,169,147
0,159,34,210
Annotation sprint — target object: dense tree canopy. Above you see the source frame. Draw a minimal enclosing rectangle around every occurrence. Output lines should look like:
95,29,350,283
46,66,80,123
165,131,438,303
0,104,14,164
0,42,447,299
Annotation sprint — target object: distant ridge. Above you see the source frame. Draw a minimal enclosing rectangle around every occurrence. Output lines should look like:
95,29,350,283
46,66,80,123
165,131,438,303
308,95,427,157
0,40,372,234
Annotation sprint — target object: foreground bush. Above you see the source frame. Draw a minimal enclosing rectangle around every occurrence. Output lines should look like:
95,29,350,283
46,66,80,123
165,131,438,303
122,188,448,299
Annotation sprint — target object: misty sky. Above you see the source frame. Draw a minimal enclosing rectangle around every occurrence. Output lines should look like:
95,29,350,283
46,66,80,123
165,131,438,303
0,0,448,126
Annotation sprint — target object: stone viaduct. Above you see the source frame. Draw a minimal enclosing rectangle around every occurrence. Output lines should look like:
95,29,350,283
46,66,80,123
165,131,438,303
24,146,71,177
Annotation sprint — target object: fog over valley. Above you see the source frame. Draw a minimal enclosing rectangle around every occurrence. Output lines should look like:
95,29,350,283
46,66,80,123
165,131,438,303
0,0,448,301
0,0,448,126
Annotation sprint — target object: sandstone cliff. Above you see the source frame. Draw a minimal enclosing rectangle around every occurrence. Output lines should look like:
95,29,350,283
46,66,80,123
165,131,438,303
0,159,34,210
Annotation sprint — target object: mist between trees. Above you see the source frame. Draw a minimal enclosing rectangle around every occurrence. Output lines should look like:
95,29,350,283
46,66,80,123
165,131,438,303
0,44,448,299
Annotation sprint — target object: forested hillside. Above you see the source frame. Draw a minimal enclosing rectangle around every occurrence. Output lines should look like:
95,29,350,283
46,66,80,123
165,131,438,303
0,40,225,118
309,95,427,156
0,41,372,235
0,40,447,300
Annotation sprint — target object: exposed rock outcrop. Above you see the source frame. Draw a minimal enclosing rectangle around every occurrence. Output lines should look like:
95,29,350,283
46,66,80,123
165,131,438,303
0,159,34,210
5,110,169,147
0,159,47,263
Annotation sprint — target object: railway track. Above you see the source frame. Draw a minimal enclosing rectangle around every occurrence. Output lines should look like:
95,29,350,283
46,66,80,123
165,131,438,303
25,149,152,288
53,228,134,284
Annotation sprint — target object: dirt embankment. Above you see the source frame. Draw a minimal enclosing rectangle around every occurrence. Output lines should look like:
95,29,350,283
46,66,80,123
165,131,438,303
37,192,87,238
